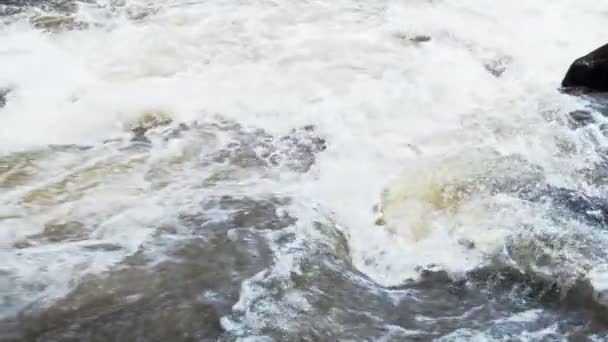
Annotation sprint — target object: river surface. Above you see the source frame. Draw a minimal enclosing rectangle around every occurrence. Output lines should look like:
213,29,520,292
2,0,608,341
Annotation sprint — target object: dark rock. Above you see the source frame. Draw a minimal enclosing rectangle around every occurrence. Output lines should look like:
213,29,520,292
36,221,86,242
457,238,476,250
395,33,431,46
130,126,151,144
13,240,34,249
410,35,431,43
0,88,9,108
30,15,84,32
82,243,123,252
562,43,608,92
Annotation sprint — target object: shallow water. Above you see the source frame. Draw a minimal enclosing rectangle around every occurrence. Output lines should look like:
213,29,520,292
2,0,608,340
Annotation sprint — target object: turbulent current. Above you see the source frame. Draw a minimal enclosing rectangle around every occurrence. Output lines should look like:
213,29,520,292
2,0,608,340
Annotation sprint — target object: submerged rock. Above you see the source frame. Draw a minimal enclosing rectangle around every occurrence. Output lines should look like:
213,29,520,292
568,110,595,128
0,88,10,108
484,56,511,78
395,33,432,46
562,43,608,92
187,195,297,232
39,220,86,242
125,117,326,173
30,15,85,32
129,111,173,143
205,121,326,173
3,192,290,341
409,35,431,43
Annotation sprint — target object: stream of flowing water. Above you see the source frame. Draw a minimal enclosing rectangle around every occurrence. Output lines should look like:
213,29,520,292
2,0,608,340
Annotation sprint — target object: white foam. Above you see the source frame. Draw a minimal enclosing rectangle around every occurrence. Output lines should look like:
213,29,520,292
2,0,608,316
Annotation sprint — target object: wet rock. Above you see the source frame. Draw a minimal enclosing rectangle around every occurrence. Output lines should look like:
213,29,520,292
562,43,608,92
134,111,173,131
395,33,431,45
13,240,34,249
47,144,92,152
0,88,9,108
129,111,173,143
484,56,511,78
457,238,476,250
416,268,455,285
36,221,86,242
0,149,49,188
82,243,122,252
30,15,85,32
410,35,431,43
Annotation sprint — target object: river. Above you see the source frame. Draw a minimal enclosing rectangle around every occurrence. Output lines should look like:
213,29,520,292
1,0,608,340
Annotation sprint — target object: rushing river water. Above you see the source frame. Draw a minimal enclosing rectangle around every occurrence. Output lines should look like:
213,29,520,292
2,0,608,340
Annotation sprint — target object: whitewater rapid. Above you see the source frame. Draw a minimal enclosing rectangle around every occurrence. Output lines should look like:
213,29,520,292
2,0,608,340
